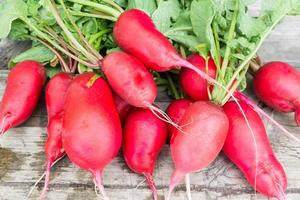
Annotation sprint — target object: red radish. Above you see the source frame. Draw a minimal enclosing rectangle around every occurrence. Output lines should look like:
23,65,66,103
123,108,168,200
166,99,192,140
112,93,132,122
223,101,287,200
62,73,122,199
180,54,216,101
0,60,46,134
102,52,157,108
102,52,175,127
45,72,73,120
167,101,229,199
253,61,300,125
113,9,223,90
40,72,73,199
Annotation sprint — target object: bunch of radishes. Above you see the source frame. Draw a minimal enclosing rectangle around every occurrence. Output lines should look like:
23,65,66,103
1,7,300,200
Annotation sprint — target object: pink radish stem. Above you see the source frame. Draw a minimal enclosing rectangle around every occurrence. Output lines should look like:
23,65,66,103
144,173,158,200
40,161,51,200
27,154,66,198
166,170,185,200
94,170,109,200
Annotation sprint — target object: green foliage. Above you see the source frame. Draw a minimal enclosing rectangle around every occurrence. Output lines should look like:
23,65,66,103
127,0,157,15
9,44,55,68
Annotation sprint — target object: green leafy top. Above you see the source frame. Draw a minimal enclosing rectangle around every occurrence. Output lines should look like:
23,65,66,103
2,0,300,99
0,0,122,76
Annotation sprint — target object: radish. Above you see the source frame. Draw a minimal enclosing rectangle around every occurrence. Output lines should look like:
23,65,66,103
45,72,73,120
113,9,225,91
102,52,176,127
180,54,216,101
223,101,287,200
123,108,168,200
0,60,46,134
166,99,192,140
62,73,122,199
253,61,300,126
40,72,73,199
102,52,157,108
112,93,132,123
167,101,229,199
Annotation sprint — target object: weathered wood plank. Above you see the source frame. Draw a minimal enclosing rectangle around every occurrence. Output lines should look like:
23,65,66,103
0,120,299,200
0,39,31,69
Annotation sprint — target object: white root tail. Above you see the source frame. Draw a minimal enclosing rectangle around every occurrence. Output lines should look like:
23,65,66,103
185,174,192,200
147,104,190,135
94,171,110,200
27,154,66,198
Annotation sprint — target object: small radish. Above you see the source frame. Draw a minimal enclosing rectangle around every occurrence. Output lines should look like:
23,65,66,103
167,101,229,199
253,61,300,125
166,99,192,140
62,73,122,199
0,60,46,134
223,101,287,200
180,54,216,101
102,52,157,108
112,93,132,123
123,108,168,200
40,72,73,199
45,72,73,120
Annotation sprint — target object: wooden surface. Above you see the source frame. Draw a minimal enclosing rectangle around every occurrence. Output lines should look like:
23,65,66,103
0,16,300,200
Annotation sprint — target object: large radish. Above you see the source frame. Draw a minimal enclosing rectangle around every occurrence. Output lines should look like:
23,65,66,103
253,61,300,126
62,73,122,199
40,72,73,199
167,101,229,199
223,101,287,200
113,9,221,89
123,108,168,200
180,54,216,101
0,60,46,134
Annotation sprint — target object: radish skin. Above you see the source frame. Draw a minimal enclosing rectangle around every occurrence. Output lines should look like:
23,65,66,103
166,99,192,141
62,73,122,199
180,54,216,101
253,61,300,125
123,108,168,200
223,101,287,200
102,52,157,108
102,52,178,127
167,101,229,199
112,93,132,123
0,60,46,134
45,72,73,120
